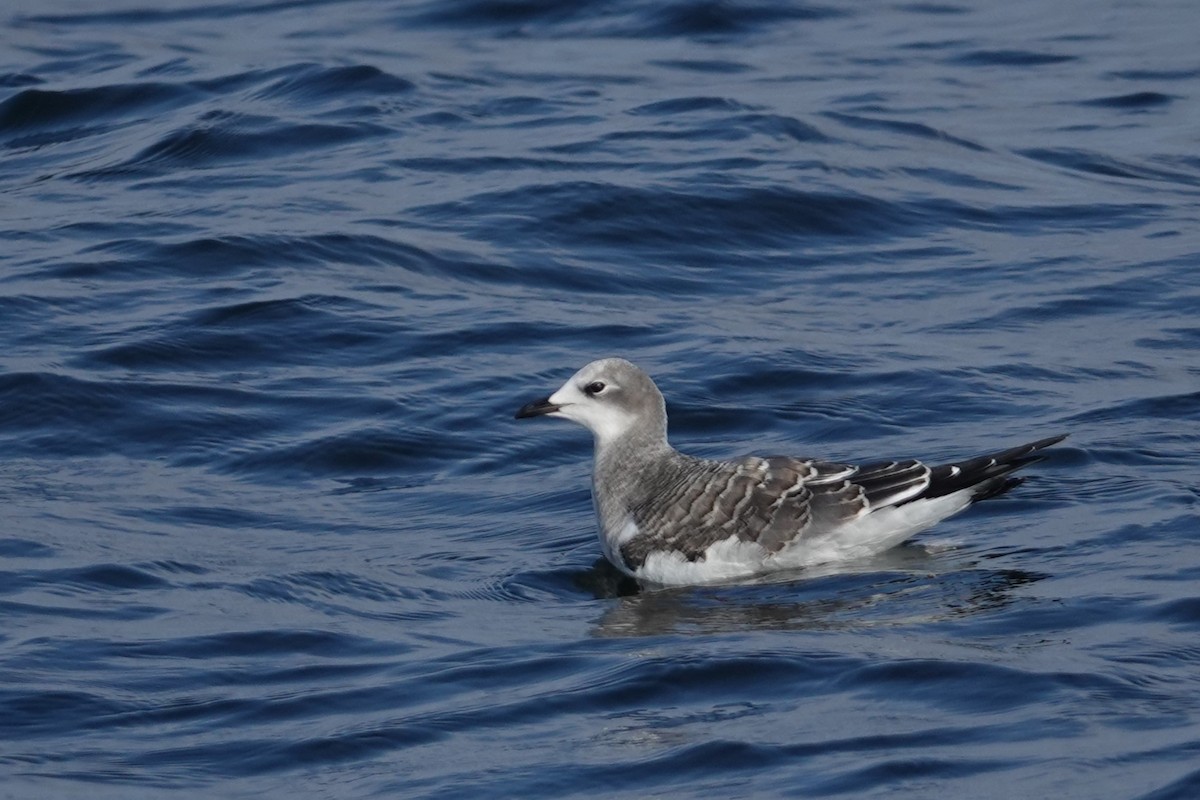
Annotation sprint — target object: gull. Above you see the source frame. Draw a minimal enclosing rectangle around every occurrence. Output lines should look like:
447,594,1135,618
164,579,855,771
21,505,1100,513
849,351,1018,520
515,357,1065,586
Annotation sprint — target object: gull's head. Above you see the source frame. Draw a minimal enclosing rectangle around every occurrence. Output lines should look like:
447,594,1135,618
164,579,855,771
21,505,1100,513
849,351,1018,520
515,357,667,447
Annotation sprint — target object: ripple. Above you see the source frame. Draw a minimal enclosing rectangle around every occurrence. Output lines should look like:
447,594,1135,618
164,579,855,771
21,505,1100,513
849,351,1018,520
1139,766,1200,800
71,113,387,179
1019,147,1200,186
0,82,197,148
951,49,1077,66
1079,91,1176,109
251,63,415,103
1068,391,1200,425
825,111,987,151
0,538,57,558
4,0,1200,796
415,181,925,252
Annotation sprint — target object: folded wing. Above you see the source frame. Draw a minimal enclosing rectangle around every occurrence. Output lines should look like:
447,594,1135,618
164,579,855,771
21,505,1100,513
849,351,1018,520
620,435,1065,569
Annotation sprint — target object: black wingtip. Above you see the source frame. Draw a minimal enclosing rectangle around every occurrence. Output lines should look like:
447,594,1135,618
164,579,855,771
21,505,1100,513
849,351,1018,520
972,475,1025,502
1024,433,1068,451
922,433,1068,501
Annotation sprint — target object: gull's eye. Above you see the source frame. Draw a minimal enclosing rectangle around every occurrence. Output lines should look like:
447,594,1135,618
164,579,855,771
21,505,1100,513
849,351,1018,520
584,381,606,396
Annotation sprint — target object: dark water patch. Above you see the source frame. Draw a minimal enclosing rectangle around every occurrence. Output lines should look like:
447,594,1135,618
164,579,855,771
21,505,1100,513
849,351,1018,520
825,111,987,151
638,1,846,38
247,571,405,604
84,321,380,372
600,111,827,150
16,0,341,27
405,0,590,31
219,424,478,479
606,739,797,786
236,576,448,620
136,57,194,79
0,538,57,558
411,319,668,360
0,293,143,353
0,371,310,461
702,353,888,396
898,37,974,53
390,154,608,174
464,247,708,295
843,659,1086,713
1079,91,1175,109
948,590,1145,637
447,647,849,721
975,361,1149,386
129,505,332,533
1109,67,1200,81
237,573,451,620
948,275,1175,333
1103,642,1200,670
184,66,319,97
1019,147,1200,186
1139,765,1200,800
12,41,139,81
725,112,829,142
811,755,1008,795
398,642,619,705
698,358,1046,432
407,0,844,38
83,295,399,373
1138,326,1200,351
70,112,388,179
109,628,399,662
50,232,441,281
0,689,128,738
670,402,788,442
415,181,925,252
0,72,42,88
1066,391,1200,425
252,63,415,103
0,598,165,622
630,96,756,115
648,58,754,73
920,197,1160,234
476,111,607,131
468,94,577,119
0,83,190,132
411,109,471,126
951,49,1077,67
417,180,1159,263
0,82,198,149
1148,598,1200,628
455,564,595,603
119,725,442,782
0,563,168,595
897,2,969,13
144,560,210,577
44,218,198,246
903,166,1021,191
399,732,1008,797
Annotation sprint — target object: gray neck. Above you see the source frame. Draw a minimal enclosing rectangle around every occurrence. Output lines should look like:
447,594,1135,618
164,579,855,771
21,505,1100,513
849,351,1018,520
592,425,676,535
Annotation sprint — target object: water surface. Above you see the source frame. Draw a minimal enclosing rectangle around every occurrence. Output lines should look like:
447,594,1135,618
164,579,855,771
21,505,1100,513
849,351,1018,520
2,1,1199,797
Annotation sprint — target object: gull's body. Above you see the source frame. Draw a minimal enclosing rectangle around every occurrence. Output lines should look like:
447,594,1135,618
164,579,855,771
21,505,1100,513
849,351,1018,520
516,358,1064,586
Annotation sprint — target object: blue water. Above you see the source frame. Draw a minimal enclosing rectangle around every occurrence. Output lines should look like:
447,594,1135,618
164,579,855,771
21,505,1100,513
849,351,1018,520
2,0,1199,797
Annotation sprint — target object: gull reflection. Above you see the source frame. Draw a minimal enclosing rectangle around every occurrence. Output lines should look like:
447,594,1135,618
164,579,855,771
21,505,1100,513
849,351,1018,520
575,544,1045,638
